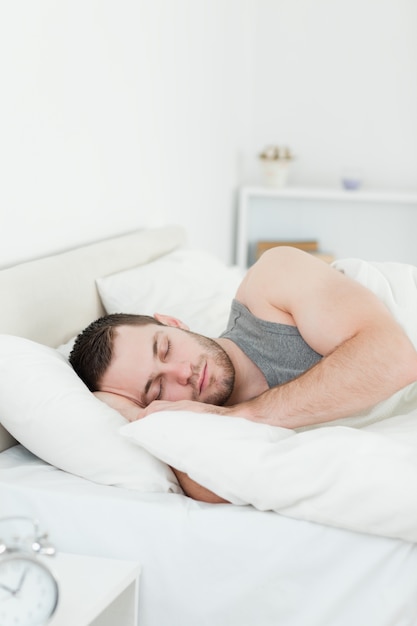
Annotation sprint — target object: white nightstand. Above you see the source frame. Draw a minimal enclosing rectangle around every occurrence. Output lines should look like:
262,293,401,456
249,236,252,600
46,553,140,626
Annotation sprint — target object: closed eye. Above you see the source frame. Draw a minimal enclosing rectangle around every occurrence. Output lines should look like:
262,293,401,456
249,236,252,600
165,339,171,360
151,336,171,401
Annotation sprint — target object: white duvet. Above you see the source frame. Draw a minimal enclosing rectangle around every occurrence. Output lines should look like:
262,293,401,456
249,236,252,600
120,258,417,543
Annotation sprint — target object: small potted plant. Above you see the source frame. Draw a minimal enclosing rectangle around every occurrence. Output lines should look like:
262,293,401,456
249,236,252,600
259,145,294,187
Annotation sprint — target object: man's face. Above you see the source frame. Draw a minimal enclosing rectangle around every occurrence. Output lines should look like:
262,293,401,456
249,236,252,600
99,324,235,408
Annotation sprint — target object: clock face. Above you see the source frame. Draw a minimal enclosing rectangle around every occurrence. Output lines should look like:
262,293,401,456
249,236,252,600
0,554,59,626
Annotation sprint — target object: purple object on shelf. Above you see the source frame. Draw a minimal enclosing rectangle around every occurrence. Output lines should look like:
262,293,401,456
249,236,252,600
341,167,362,190
342,177,362,191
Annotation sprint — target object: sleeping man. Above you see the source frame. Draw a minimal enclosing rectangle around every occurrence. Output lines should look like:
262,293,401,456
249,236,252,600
69,246,417,501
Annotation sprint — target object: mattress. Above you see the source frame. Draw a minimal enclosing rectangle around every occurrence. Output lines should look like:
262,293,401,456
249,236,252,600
1,445,417,626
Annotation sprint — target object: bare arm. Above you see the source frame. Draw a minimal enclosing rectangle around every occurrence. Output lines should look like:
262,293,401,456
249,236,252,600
171,469,228,503
229,247,417,427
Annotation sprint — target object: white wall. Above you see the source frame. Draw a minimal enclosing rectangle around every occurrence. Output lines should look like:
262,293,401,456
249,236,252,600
0,0,252,267
247,0,417,191
0,1,416,268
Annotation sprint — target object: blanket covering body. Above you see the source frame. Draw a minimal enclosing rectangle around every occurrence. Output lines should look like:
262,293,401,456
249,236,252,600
121,259,417,543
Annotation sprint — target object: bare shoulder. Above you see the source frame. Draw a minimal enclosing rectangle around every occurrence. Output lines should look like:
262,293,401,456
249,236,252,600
235,246,340,322
243,245,336,283
235,246,404,356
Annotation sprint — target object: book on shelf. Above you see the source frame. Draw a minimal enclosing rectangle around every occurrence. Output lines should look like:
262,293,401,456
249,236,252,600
256,239,318,258
255,240,334,264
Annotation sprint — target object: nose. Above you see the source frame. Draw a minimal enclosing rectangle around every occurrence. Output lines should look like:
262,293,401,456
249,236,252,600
163,361,193,386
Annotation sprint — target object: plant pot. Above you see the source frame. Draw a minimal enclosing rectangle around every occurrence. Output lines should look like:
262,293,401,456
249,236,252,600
260,159,291,187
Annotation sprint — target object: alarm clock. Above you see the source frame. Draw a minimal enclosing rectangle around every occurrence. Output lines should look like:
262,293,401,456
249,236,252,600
0,516,59,626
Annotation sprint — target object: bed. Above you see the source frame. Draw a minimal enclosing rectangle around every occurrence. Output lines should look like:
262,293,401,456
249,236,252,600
1,224,417,626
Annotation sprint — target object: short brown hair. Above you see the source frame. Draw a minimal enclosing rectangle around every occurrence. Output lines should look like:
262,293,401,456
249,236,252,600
69,313,162,391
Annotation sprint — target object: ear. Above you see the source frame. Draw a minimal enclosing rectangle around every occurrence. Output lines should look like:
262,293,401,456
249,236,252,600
154,313,190,331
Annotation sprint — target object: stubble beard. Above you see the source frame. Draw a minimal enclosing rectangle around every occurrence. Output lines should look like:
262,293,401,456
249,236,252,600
186,330,235,407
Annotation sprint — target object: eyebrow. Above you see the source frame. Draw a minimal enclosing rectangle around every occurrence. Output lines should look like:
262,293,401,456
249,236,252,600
142,331,161,404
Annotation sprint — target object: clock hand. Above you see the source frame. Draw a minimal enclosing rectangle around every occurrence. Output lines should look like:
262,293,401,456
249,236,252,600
0,581,17,594
16,567,29,594
0,566,29,597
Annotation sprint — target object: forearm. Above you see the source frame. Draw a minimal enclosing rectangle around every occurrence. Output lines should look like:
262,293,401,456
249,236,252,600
172,469,229,503
227,326,417,429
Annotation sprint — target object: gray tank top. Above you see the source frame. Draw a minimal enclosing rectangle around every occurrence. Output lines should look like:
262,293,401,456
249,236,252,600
220,300,322,387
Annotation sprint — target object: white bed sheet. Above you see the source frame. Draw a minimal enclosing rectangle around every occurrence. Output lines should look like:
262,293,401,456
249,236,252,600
1,446,417,626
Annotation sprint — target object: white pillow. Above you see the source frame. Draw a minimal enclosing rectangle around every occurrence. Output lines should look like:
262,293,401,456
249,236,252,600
0,335,180,493
120,410,291,505
96,249,244,337
56,336,76,359
120,410,417,543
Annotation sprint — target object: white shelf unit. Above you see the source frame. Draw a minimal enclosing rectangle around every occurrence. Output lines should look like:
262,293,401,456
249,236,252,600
236,186,417,269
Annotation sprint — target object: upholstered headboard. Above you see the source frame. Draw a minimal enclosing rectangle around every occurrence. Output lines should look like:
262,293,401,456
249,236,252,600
0,225,187,451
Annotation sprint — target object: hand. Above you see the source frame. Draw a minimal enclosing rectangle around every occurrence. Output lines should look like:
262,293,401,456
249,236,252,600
95,392,232,422
94,391,144,422
140,399,262,421
141,399,228,417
